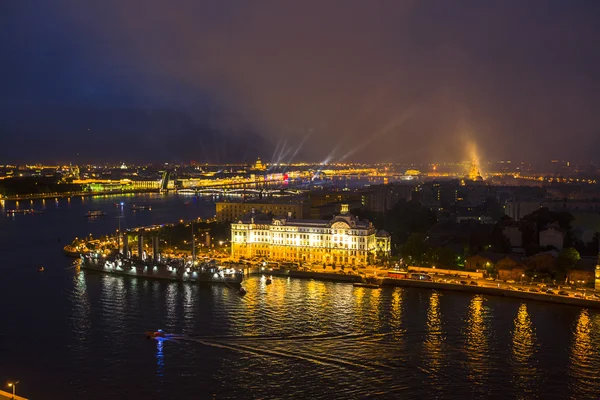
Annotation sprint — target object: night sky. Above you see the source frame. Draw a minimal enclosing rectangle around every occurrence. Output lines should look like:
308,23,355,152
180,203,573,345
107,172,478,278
2,1,599,164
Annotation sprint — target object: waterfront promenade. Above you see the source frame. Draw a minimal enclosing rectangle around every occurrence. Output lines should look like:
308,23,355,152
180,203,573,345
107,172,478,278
0,389,28,400
249,266,600,309
0,188,158,201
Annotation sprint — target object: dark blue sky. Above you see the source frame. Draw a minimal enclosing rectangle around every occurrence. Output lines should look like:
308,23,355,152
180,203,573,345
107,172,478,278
1,1,600,164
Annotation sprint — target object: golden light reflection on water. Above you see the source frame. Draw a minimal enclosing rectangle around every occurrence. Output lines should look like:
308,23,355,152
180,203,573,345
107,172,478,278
389,288,403,336
465,295,488,381
72,271,91,335
182,284,195,332
165,284,177,328
424,291,444,374
568,309,600,397
511,304,535,363
511,303,537,396
368,287,382,331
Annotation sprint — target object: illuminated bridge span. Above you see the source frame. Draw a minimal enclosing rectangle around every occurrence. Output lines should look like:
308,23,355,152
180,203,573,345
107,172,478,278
178,188,303,196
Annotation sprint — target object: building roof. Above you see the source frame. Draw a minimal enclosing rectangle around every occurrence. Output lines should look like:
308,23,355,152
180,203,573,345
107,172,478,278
497,253,525,268
574,257,598,272
526,250,559,259
236,211,373,230
471,251,506,264
237,210,272,223
376,230,390,237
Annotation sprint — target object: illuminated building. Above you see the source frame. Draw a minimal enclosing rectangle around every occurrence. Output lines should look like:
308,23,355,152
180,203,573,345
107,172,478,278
595,259,600,290
72,178,168,191
216,199,308,222
468,159,481,181
253,158,266,171
230,204,391,265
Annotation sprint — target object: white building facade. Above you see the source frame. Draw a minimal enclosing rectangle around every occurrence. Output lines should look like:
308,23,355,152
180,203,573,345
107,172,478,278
231,207,390,266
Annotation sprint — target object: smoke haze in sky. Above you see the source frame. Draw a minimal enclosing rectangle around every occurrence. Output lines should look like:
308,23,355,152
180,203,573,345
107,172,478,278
2,0,600,163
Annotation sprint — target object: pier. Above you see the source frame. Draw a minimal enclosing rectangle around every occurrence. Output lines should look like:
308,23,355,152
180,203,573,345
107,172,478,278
0,389,28,400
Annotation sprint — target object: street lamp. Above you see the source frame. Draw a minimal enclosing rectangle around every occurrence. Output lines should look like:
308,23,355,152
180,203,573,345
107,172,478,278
7,381,19,399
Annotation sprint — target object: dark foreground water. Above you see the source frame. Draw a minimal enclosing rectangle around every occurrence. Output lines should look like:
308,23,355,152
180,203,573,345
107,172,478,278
1,194,600,399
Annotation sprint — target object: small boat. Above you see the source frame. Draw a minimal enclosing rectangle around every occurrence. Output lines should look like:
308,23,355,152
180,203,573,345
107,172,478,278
353,282,380,289
6,209,35,215
38,266,45,272
131,204,152,211
85,210,107,218
238,287,247,296
145,329,167,339
265,277,272,285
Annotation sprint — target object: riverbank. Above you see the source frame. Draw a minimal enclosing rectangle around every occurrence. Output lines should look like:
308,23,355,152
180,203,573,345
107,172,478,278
248,267,362,283
0,389,28,400
381,278,600,309
250,267,600,309
1,189,159,201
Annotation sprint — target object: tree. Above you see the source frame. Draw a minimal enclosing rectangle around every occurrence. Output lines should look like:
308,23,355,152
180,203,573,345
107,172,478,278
489,223,511,253
522,207,574,231
400,233,429,264
435,247,458,269
557,247,580,281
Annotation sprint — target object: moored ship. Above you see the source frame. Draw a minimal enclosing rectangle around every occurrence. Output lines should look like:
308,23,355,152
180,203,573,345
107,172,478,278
80,253,243,286
130,204,152,211
85,210,107,218
64,245,81,257
6,208,39,215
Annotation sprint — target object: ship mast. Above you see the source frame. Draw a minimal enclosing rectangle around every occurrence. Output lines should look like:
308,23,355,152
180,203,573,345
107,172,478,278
191,220,196,263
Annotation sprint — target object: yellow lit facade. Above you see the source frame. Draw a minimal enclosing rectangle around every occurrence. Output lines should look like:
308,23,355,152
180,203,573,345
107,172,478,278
230,206,391,265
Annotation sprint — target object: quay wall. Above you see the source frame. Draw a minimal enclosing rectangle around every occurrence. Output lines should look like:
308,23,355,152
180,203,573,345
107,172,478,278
248,267,600,309
0,389,28,400
248,268,361,283
1,189,159,201
381,278,600,309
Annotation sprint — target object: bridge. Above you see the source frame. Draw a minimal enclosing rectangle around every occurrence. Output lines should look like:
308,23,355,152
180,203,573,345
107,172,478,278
178,188,304,196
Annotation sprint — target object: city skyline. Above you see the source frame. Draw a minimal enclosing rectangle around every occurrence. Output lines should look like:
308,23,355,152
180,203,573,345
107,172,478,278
2,1,600,164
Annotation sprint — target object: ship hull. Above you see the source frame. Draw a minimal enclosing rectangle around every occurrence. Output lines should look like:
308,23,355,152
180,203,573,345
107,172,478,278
64,247,81,258
80,255,243,286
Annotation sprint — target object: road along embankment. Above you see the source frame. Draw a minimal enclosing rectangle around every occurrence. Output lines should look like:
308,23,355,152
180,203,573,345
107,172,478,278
248,268,362,283
382,278,600,309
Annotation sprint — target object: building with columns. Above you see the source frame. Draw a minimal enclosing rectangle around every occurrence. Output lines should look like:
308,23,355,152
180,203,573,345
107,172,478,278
230,204,391,266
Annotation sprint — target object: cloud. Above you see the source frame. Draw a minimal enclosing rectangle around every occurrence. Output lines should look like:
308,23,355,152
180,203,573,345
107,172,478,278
19,0,600,163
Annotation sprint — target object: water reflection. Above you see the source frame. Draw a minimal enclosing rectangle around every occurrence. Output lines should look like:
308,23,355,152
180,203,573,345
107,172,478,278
464,295,489,390
165,284,178,330
423,291,444,377
367,287,382,331
71,271,92,342
182,284,195,333
389,288,404,338
156,338,165,377
569,309,600,398
511,303,537,397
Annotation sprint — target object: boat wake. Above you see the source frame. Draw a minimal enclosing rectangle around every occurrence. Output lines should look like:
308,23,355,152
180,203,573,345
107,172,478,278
165,331,393,372
174,336,385,372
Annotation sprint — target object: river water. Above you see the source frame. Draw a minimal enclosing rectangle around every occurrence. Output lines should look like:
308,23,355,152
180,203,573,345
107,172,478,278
1,194,599,399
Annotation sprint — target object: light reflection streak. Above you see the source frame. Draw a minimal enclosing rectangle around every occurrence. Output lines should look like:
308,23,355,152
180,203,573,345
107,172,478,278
568,309,600,397
182,284,194,333
423,291,444,376
156,338,165,377
165,284,177,329
368,287,382,331
465,295,489,386
389,288,404,339
510,303,537,396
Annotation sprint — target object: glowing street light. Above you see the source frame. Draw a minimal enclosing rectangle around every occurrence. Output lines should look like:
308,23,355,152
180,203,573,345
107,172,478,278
7,381,19,399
